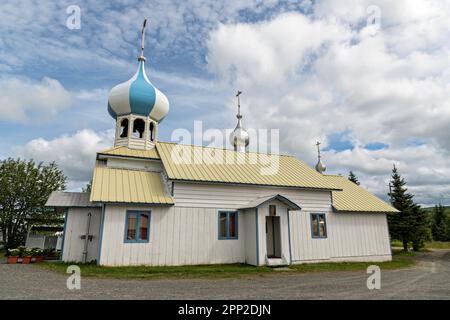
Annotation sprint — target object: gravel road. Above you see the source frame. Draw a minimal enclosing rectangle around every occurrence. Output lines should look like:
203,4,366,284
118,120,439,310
0,250,449,300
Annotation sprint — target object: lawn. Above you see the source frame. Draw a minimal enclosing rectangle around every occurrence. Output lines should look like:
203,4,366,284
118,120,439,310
391,240,450,250
425,241,450,249
288,250,416,273
38,250,416,280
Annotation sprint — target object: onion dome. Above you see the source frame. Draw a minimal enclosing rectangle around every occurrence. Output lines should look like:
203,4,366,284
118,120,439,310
315,158,326,173
315,141,326,174
107,60,169,122
230,91,249,152
230,117,250,152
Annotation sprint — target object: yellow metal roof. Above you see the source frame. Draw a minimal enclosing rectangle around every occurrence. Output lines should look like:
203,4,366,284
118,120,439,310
326,175,398,213
98,146,160,159
90,166,174,205
155,142,339,190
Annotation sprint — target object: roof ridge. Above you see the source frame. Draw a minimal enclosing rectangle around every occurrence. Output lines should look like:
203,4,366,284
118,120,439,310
157,141,295,157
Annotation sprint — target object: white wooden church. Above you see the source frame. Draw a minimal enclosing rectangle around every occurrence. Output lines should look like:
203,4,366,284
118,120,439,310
46,22,397,267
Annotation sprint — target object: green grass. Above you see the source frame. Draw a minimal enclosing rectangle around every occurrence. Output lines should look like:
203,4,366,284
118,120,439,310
39,262,274,280
38,250,417,280
288,250,416,273
391,240,450,250
425,241,450,249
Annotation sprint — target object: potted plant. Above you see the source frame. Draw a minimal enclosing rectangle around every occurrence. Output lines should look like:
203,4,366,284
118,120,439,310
21,248,33,264
31,248,45,263
44,248,57,260
6,248,21,264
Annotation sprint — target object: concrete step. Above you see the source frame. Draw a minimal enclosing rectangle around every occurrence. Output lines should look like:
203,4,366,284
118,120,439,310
266,258,288,267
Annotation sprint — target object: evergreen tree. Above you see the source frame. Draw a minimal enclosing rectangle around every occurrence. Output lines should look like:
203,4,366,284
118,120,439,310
82,180,92,193
432,204,449,241
387,165,429,251
348,171,360,185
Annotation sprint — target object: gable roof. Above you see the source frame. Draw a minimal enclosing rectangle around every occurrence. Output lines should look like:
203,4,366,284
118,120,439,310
90,166,174,205
325,175,398,213
46,192,100,208
155,142,340,191
239,194,302,210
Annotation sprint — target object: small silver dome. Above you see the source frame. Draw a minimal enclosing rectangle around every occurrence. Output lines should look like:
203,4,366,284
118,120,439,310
315,159,326,174
230,119,249,152
314,141,326,174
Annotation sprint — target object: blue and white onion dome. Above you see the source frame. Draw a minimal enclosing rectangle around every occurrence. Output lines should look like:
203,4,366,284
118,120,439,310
107,60,169,122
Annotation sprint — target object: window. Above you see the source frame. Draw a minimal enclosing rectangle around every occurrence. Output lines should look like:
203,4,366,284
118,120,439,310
119,118,129,138
132,118,145,138
269,205,276,216
218,211,238,239
311,213,327,238
149,121,155,141
125,211,151,243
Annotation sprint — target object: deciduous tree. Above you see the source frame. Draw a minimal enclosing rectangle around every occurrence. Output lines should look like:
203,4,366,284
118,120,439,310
0,158,66,248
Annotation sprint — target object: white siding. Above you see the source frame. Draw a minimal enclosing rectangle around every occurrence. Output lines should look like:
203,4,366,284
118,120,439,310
62,208,102,263
99,204,245,266
243,209,257,265
173,182,331,211
173,182,391,264
107,157,163,172
290,210,391,263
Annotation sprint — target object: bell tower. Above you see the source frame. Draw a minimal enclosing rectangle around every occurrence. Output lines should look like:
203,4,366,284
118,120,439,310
107,19,169,150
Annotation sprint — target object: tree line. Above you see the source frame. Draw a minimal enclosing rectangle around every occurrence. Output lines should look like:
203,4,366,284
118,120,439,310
348,168,450,251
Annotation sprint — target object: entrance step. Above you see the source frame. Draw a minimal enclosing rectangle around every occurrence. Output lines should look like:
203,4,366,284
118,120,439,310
266,258,288,267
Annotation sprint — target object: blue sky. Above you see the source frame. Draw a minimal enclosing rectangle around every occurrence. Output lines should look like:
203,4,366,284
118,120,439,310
0,0,449,205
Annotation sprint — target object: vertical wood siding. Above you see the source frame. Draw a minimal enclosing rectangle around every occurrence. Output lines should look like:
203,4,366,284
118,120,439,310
99,204,245,266
62,208,102,263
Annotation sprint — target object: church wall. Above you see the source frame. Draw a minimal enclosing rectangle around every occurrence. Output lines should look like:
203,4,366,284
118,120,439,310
98,204,245,266
173,182,391,263
62,207,102,263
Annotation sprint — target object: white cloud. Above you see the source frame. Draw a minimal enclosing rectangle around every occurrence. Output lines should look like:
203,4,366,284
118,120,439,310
0,77,73,122
205,1,450,206
13,129,113,187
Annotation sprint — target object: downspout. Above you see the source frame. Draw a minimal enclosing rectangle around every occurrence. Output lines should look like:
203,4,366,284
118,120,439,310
82,212,92,263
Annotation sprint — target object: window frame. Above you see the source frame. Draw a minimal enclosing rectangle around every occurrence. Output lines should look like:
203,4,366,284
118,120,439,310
124,210,151,243
310,213,327,239
218,210,238,240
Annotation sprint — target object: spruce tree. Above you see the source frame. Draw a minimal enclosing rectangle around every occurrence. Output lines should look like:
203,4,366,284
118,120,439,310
432,204,448,241
387,165,428,251
348,171,360,185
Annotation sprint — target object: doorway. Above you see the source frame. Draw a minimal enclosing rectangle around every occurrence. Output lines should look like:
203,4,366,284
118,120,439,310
266,216,281,258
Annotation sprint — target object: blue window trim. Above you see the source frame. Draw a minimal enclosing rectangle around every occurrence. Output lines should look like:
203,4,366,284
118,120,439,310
124,210,151,243
218,210,238,240
310,213,327,239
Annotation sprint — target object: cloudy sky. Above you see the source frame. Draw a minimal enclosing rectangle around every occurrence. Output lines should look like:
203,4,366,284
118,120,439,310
0,0,449,206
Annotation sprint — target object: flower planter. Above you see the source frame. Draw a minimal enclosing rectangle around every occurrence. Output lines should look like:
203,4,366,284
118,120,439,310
22,256,32,264
35,256,45,263
7,256,19,264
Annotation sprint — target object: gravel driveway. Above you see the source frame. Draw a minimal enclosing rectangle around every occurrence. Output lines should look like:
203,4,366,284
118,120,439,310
1,250,449,300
